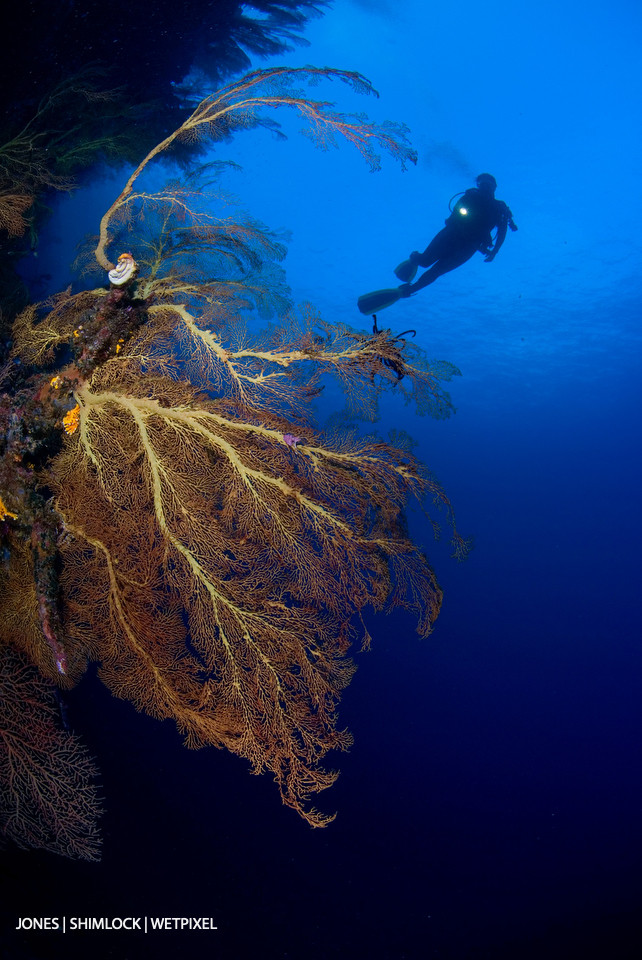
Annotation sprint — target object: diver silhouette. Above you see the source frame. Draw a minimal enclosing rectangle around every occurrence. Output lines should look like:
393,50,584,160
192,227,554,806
357,173,517,315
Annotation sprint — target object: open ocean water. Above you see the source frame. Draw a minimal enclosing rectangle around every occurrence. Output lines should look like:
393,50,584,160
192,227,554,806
3,1,642,958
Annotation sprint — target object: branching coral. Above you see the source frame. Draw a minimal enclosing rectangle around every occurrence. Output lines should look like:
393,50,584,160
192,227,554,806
0,71,131,242
94,65,417,271
0,66,466,833
0,646,101,860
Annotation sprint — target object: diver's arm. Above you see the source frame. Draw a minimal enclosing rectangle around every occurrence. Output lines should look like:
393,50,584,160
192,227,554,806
483,219,507,262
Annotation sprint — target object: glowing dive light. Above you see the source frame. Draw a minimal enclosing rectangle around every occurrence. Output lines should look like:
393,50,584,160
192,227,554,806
459,207,468,215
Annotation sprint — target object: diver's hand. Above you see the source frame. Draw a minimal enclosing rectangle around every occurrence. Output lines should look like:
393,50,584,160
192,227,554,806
483,249,496,262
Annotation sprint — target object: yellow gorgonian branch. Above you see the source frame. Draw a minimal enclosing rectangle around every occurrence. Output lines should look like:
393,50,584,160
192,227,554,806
94,66,416,269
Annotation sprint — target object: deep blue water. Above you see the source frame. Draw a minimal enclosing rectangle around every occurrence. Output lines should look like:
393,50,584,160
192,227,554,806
4,2,642,958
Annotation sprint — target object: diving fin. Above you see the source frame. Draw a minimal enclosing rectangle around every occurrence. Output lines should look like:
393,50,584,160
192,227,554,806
394,258,418,283
357,287,403,315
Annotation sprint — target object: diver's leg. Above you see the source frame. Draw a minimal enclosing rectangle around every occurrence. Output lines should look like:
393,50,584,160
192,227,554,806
402,244,478,295
410,229,451,268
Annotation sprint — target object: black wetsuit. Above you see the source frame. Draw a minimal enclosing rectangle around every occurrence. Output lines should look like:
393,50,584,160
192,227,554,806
407,188,511,292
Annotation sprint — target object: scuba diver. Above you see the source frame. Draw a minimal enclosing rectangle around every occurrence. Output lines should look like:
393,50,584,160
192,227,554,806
357,173,517,315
